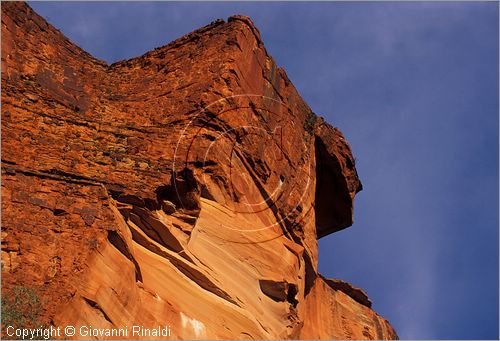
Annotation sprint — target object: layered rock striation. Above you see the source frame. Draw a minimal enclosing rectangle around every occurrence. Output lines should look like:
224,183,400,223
1,2,397,339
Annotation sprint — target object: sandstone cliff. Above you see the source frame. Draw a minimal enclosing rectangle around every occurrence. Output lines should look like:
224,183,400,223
1,2,398,339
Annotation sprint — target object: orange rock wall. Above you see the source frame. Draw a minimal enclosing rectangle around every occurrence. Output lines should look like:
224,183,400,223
1,2,397,339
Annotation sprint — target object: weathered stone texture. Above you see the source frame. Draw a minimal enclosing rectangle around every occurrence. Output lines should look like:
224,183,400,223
1,2,397,339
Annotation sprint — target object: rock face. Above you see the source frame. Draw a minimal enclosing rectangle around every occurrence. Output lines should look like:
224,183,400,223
1,2,397,339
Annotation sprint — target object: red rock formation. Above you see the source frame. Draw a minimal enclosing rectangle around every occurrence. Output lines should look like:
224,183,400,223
1,2,397,339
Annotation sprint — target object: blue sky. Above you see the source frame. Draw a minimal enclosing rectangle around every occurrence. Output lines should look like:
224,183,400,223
29,2,499,339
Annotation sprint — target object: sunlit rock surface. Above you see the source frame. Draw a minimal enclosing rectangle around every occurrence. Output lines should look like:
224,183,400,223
1,2,397,339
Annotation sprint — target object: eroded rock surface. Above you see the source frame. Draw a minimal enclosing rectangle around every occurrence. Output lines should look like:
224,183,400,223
1,2,397,339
